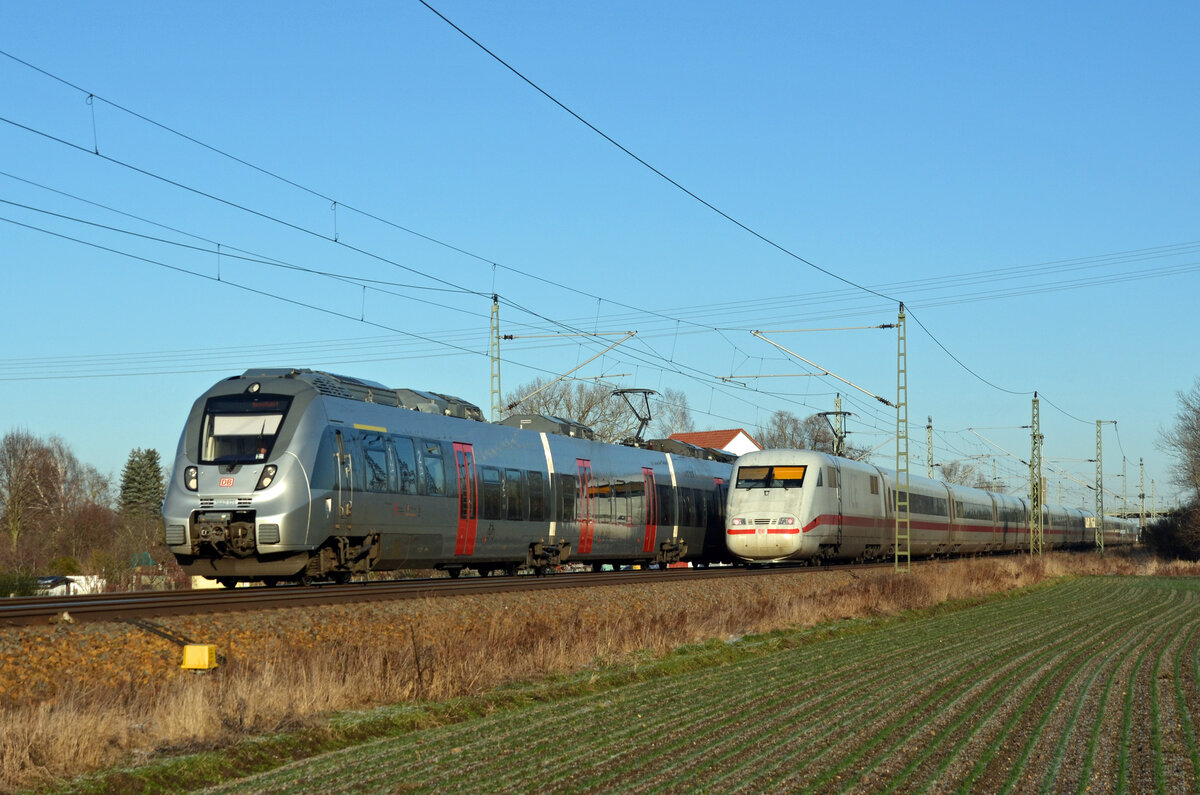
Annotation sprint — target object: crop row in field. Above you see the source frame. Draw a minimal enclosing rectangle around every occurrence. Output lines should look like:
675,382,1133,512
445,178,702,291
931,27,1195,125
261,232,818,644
202,576,1200,794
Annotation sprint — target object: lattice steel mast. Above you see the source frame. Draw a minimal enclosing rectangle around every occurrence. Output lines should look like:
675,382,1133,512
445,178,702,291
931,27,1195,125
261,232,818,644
1095,420,1113,554
1029,393,1043,556
489,295,501,422
1139,458,1146,538
926,416,934,479
895,303,910,573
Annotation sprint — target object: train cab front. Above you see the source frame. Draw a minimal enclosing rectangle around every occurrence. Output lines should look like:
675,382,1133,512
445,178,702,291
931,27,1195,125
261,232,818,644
163,377,313,582
725,462,811,563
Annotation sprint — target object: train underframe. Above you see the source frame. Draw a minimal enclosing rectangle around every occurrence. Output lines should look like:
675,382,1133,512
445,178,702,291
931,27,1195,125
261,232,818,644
179,529,697,586
179,523,382,587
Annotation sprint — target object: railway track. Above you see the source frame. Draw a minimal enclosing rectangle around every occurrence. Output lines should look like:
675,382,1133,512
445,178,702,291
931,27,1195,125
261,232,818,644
2,563,884,628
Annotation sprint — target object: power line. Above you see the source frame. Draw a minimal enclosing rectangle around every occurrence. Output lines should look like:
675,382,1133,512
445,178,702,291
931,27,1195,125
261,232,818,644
418,0,894,305
1,45,1161,448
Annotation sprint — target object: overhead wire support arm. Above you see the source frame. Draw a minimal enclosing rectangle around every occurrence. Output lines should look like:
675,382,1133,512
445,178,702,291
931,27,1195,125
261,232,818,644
753,324,898,333
502,331,635,340
967,428,1031,468
751,331,897,408
722,373,825,381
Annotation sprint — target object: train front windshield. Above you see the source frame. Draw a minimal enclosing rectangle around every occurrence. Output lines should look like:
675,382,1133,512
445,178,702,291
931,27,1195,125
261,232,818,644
735,465,807,489
199,394,293,464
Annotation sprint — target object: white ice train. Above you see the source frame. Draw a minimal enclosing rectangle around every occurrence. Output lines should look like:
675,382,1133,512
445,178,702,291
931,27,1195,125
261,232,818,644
725,449,1138,563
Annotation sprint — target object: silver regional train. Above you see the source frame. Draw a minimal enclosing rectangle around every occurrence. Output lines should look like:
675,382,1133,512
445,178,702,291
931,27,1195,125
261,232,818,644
725,449,1138,563
163,369,734,586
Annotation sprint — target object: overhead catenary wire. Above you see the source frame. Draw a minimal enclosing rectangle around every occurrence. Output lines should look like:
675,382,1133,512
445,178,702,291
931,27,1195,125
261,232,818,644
3,48,1182,427
0,45,1162,471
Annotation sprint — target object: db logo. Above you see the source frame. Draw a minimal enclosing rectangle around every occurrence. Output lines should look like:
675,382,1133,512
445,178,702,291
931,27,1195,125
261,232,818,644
219,477,235,488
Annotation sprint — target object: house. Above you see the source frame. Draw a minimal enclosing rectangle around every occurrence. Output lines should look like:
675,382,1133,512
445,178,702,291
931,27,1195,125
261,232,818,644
667,429,762,457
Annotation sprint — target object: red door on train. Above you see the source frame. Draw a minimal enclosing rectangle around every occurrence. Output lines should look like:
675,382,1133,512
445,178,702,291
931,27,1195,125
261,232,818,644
642,467,657,553
453,442,477,555
577,459,595,554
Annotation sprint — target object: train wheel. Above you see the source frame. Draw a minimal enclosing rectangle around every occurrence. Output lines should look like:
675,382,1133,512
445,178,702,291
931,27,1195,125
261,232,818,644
447,568,461,579
591,562,603,573
505,564,519,576
217,577,238,589
330,571,351,585
262,577,279,588
478,567,492,578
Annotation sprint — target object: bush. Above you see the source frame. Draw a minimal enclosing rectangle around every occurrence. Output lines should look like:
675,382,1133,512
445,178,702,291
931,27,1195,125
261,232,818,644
1141,505,1200,561
48,556,82,576
0,571,37,597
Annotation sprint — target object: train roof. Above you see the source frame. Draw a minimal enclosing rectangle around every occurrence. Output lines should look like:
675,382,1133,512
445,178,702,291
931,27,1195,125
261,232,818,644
498,413,596,440
237,369,486,422
633,438,736,463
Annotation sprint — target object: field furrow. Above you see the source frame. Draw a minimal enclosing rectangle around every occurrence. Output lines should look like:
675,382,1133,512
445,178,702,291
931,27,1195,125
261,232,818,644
1172,621,1200,791
964,586,1188,792
910,610,1152,792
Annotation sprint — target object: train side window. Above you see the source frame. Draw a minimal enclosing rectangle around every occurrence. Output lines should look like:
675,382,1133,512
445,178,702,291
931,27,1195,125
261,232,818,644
481,467,502,520
870,475,879,495
613,481,629,523
592,481,611,523
506,469,525,521
906,492,949,516
680,488,695,528
656,483,676,527
392,436,418,495
527,470,545,522
363,438,392,492
557,473,577,522
825,467,838,489
963,502,992,521
418,440,447,496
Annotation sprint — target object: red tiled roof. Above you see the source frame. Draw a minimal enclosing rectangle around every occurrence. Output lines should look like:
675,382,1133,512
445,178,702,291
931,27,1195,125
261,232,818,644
667,429,761,450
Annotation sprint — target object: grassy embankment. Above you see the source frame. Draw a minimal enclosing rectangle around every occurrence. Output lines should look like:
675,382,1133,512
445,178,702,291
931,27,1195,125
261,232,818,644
3,551,1195,792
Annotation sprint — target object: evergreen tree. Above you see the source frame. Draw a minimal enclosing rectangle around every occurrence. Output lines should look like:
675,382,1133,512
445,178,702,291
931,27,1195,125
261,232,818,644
119,448,165,518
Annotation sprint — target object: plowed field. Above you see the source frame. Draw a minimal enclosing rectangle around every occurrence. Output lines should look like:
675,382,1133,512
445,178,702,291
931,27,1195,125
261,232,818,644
203,576,1200,794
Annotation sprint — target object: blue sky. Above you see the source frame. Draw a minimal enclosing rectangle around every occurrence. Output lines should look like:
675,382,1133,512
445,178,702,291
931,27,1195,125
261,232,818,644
1,1,1196,510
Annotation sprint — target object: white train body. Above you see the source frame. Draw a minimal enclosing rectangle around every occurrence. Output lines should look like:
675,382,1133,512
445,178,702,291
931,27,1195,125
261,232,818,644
725,449,1137,563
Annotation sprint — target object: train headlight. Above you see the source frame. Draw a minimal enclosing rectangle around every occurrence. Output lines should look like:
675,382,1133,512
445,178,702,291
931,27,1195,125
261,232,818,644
256,465,278,491
730,517,746,526
185,466,198,492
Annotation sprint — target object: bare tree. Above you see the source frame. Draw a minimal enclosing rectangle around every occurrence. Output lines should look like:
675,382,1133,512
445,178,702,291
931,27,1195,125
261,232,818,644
755,410,809,449
1159,377,1200,506
755,410,871,460
503,378,640,443
935,460,979,486
651,388,695,438
0,429,118,573
0,429,46,554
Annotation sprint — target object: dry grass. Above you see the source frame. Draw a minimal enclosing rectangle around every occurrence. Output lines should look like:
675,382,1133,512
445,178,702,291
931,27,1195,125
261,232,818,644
1,550,1194,792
